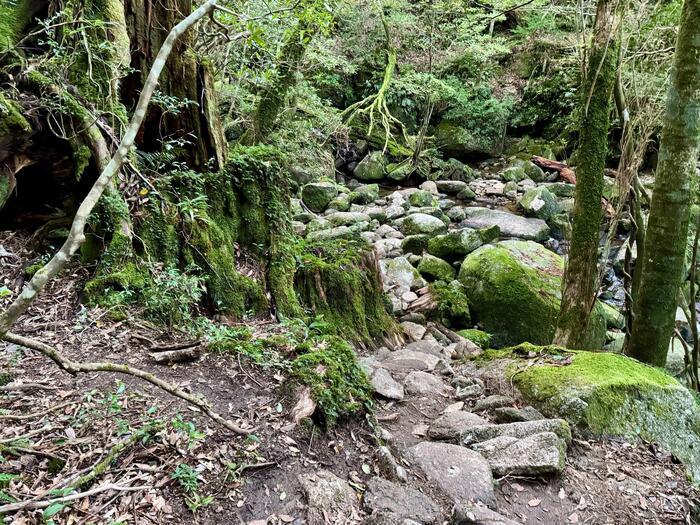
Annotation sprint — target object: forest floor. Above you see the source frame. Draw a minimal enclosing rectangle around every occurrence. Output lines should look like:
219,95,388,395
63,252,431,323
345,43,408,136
1,226,698,525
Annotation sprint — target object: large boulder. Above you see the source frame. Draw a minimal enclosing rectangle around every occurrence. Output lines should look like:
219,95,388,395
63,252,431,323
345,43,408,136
512,348,700,481
435,121,504,158
460,208,550,241
302,182,338,213
354,151,386,181
406,442,495,507
458,240,606,347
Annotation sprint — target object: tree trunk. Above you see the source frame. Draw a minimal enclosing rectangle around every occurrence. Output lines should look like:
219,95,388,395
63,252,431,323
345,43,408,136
122,0,226,169
627,0,700,366
240,20,312,145
553,0,620,349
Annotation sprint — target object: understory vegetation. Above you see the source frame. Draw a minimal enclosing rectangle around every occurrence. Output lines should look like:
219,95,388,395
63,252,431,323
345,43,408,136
1,0,700,521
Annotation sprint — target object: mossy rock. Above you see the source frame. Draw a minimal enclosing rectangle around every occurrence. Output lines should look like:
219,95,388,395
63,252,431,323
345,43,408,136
511,158,546,182
401,234,429,255
458,240,605,348
500,165,528,183
401,213,448,236
435,121,504,158
302,182,338,213
427,229,483,261
457,329,492,348
417,254,456,282
409,190,435,207
349,184,379,205
510,347,700,481
431,280,471,327
354,151,386,181
517,187,562,221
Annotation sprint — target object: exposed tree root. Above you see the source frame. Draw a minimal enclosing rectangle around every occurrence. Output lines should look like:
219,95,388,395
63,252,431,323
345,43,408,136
341,4,407,153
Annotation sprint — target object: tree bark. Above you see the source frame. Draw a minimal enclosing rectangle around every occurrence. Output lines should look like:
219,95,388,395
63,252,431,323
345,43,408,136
122,0,226,169
553,0,620,349
627,0,700,366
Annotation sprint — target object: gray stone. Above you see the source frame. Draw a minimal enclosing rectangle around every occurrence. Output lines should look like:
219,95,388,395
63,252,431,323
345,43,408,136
420,180,439,194
473,395,514,413
375,446,408,483
471,431,566,476
456,384,484,401
299,470,358,525
364,477,440,524
326,211,371,226
375,238,403,259
306,226,353,242
493,406,545,423
380,257,425,294
406,442,495,507
404,371,449,396
401,321,426,342
460,208,549,241
428,411,489,440
453,503,521,525
461,419,572,446
371,368,405,401
436,180,468,195
401,213,448,236
447,206,468,221
381,349,441,373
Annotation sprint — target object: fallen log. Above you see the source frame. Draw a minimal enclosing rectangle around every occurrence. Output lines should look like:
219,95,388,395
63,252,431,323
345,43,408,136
531,155,577,184
149,347,201,364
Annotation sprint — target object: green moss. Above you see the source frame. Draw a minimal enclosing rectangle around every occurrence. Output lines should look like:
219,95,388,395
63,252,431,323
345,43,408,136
0,0,32,50
458,240,605,348
295,239,396,344
509,347,700,480
291,336,372,425
457,329,492,348
430,280,470,328
0,92,31,138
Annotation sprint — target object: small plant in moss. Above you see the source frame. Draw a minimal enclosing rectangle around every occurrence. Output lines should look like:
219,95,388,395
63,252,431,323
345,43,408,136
140,265,204,328
291,336,372,425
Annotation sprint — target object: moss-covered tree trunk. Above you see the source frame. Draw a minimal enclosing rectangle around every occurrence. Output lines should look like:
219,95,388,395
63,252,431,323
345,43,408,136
627,0,700,366
122,0,226,169
240,20,313,145
553,0,620,349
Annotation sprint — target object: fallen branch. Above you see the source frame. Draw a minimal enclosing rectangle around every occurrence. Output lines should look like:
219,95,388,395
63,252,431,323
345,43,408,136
0,400,75,421
149,347,201,364
0,482,151,514
3,331,251,435
0,382,56,392
531,155,577,184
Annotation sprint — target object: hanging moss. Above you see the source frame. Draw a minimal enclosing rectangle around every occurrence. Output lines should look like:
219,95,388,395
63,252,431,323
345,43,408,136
295,239,396,345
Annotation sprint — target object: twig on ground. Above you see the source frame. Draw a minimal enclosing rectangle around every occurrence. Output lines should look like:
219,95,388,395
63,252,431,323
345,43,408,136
3,331,252,435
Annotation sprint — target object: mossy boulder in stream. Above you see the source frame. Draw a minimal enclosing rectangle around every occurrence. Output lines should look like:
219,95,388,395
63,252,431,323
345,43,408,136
510,346,700,481
458,240,605,348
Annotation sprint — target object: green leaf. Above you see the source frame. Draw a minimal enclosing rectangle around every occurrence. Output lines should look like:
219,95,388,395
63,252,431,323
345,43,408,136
43,502,67,518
